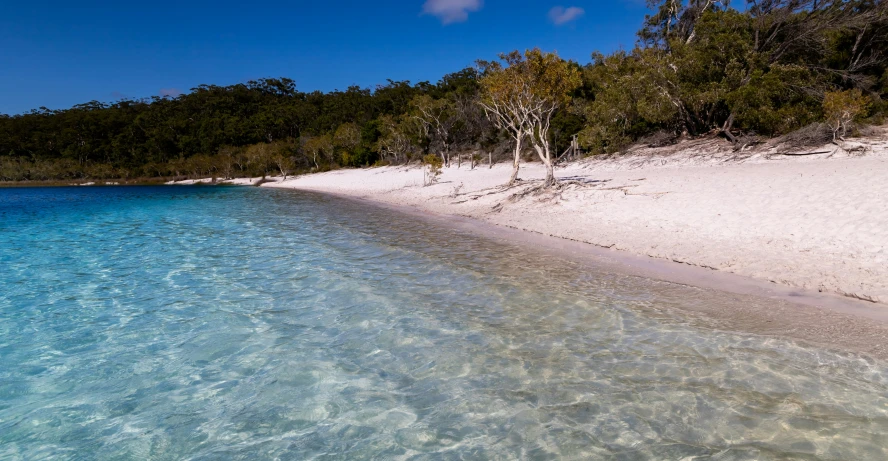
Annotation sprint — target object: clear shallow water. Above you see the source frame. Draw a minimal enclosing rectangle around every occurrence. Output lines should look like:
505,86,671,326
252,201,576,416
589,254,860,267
1,186,887,460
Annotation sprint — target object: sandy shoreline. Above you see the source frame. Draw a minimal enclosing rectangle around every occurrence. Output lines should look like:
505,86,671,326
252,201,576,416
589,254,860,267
260,134,888,307
268,188,888,360
170,133,888,357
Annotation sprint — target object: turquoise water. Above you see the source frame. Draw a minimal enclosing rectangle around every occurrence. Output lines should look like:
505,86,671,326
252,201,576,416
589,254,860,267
1,186,887,460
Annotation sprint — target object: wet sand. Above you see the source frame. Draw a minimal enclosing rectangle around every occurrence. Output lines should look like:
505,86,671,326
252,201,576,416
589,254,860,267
302,189,888,361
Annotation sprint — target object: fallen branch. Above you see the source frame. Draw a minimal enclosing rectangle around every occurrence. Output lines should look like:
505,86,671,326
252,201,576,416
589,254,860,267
599,185,640,191
768,150,830,157
465,182,528,200
508,183,548,201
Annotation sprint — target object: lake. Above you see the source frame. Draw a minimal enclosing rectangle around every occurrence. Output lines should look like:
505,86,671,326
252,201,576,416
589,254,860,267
1,186,886,460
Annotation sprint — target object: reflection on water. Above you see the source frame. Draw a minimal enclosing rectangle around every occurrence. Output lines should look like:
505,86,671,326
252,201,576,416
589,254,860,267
1,186,886,460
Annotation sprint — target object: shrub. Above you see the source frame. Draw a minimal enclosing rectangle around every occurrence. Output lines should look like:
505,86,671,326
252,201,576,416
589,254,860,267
823,89,870,142
423,154,443,186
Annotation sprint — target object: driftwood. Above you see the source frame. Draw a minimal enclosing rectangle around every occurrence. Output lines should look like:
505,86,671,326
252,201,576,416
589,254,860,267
770,150,831,157
554,134,581,165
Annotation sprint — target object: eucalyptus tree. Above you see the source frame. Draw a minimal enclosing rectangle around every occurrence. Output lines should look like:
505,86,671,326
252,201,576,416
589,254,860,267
268,140,296,180
376,115,417,165
244,142,274,178
303,134,334,170
333,122,361,165
1,1,886,182
409,94,458,167
478,49,581,187
216,145,241,179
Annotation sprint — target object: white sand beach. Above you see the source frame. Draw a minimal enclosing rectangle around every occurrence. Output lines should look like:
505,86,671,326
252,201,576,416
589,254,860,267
261,132,888,306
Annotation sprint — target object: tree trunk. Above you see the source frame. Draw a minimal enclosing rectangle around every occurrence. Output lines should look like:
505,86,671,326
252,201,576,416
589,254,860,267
509,160,520,185
722,113,737,144
544,161,555,187
533,143,557,188
489,152,492,169
508,136,522,185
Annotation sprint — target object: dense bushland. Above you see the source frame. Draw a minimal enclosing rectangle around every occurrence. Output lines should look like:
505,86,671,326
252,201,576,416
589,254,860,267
1,0,885,182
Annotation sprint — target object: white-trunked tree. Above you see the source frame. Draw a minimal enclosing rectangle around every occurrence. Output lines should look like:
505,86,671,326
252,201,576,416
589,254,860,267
410,94,458,168
478,49,581,187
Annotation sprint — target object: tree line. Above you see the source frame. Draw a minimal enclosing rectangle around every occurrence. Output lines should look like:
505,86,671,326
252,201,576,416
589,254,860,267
1,0,885,184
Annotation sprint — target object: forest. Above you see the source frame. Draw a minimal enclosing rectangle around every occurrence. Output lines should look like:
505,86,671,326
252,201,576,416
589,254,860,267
1,0,886,183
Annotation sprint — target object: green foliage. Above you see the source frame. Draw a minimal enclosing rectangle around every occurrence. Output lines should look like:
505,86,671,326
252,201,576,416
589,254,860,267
479,49,581,117
331,121,378,166
376,114,419,165
1,1,886,182
422,154,443,186
725,65,822,135
578,0,887,152
823,89,871,141
409,94,457,156
303,134,334,170
579,51,661,154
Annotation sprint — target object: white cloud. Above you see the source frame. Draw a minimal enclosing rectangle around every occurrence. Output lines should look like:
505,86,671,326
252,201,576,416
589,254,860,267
422,0,483,25
548,6,585,25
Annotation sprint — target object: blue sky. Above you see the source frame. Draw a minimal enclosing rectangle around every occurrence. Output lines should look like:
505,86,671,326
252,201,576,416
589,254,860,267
0,1,650,115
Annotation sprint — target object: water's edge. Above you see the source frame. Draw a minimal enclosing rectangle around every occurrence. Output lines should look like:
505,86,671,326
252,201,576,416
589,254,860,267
284,187,888,360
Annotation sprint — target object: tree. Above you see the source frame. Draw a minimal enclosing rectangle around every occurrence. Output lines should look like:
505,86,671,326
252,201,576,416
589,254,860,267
333,122,361,165
478,49,581,187
216,145,242,179
376,115,417,165
580,50,674,155
823,88,870,142
1,2,886,183
268,140,296,179
410,94,457,167
244,142,274,178
449,93,490,168
422,154,443,186
303,134,334,170
639,0,730,48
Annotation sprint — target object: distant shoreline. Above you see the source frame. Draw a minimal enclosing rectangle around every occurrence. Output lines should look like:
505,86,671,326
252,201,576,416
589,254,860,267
0,179,170,188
